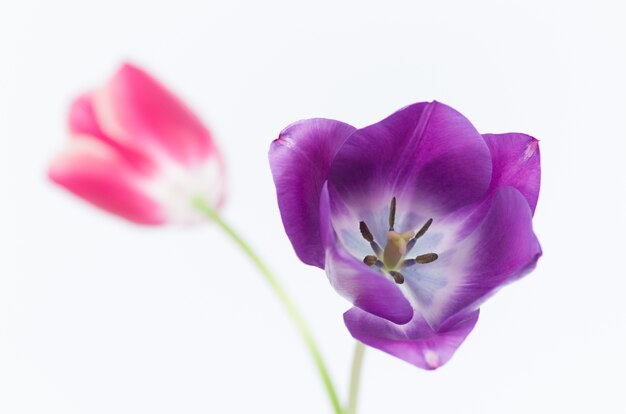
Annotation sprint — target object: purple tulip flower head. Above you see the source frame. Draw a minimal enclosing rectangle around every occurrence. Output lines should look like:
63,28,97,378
269,102,541,370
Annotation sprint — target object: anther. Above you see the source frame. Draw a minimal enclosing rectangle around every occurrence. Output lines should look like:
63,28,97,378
388,197,396,230
359,221,374,242
415,253,438,264
363,255,378,266
389,270,405,284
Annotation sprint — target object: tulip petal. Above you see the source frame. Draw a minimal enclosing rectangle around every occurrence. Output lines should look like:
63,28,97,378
67,93,159,176
93,63,216,166
344,307,479,370
321,183,413,324
68,93,108,139
406,186,541,330
269,119,356,268
483,133,541,214
49,137,165,225
328,101,492,219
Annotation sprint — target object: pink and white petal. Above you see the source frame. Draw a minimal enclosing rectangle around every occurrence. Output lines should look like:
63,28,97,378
141,154,226,225
68,93,108,139
321,183,413,324
344,307,479,370
483,133,541,214
269,119,356,268
68,93,159,176
49,137,166,225
93,63,216,166
404,186,541,331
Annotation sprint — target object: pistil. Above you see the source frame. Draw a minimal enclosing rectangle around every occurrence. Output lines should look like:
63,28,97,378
383,230,415,269
359,197,439,285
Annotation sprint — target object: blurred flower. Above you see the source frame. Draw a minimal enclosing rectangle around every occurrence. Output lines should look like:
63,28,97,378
49,63,225,225
269,102,541,369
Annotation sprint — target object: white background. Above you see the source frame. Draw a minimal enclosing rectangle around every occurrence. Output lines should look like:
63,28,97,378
1,0,625,413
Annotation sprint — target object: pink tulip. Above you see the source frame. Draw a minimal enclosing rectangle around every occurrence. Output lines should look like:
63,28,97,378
49,63,225,225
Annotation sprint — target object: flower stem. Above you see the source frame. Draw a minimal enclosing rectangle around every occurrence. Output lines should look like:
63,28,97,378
192,198,343,414
345,342,366,414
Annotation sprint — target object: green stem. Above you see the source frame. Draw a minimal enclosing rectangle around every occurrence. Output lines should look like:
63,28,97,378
345,342,366,414
193,198,343,414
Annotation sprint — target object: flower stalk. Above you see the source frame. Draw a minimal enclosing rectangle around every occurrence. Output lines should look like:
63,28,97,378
192,197,343,414
345,342,366,414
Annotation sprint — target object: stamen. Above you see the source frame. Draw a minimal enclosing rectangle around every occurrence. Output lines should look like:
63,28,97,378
401,259,416,268
389,270,405,284
360,221,383,256
359,209,437,284
388,197,396,230
363,255,378,266
359,221,374,242
414,218,433,240
370,242,383,257
415,253,438,264
406,218,433,251
401,253,438,268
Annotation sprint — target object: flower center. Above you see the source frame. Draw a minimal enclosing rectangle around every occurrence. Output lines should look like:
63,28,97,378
359,197,438,284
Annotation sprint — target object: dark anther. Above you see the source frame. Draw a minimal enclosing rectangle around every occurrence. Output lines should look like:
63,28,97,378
363,255,378,266
415,253,438,264
389,270,405,284
359,221,374,242
388,197,396,230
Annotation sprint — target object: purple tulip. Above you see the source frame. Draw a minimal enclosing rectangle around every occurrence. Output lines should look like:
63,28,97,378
269,102,541,370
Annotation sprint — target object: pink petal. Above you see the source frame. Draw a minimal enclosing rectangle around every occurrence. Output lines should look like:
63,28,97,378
68,93,108,139
49,137,166,225
93,63,217,166
68,93,158,176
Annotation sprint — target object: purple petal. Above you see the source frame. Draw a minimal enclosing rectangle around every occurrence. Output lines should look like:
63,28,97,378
483,133,541,214
413,186,541,330
269,119,355,268
462,186,542,288
320,183,413,325
328,102,492,219
344,307,479,370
